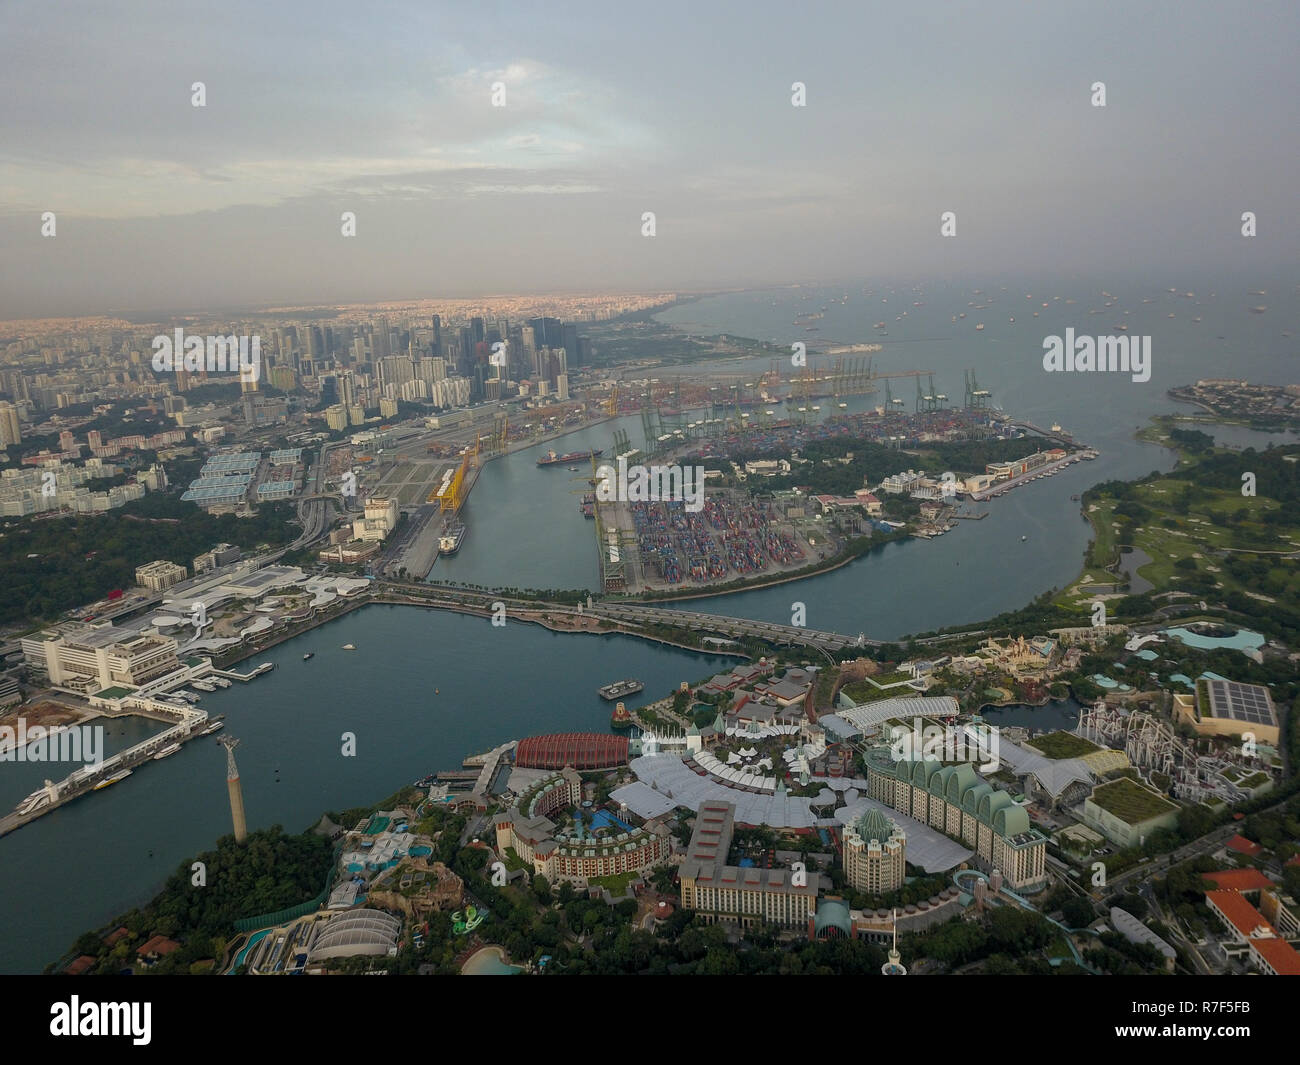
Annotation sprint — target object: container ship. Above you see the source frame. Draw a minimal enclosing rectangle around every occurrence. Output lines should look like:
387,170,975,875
538,448,603,467
598,678,644,700
439,521,467,555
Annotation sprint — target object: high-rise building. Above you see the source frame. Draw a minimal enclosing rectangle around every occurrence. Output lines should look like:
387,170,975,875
372,318,391,360
842,808,906,895
0,402,23,447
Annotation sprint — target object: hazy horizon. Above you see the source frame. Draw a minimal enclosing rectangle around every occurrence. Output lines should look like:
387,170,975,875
3,0,1298,318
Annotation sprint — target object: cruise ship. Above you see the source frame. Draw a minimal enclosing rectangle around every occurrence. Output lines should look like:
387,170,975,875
17,788,53,815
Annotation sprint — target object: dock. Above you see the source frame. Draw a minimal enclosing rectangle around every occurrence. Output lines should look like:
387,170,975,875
0,703,217,839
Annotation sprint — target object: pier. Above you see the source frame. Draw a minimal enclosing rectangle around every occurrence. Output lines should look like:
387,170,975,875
0,700,218,839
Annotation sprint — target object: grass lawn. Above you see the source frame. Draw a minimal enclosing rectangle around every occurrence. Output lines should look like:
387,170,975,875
1023,731,1102,760
589,870,639,896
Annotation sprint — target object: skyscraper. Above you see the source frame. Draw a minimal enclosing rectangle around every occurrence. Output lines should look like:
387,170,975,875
0,402,23,447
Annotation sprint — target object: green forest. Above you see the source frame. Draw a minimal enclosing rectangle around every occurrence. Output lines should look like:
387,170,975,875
56,826,335,975
0,495,297,626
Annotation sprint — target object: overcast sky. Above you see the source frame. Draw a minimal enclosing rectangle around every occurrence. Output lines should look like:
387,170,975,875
1,0,1297,318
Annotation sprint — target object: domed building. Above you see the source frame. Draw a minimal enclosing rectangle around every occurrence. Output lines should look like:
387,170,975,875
842,807,906,895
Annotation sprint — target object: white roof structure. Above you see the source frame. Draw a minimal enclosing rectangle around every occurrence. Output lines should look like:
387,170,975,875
992,732,1094,797
837,695,959,732
610,782,678,820
1109,907,1176,960
308,909,400,961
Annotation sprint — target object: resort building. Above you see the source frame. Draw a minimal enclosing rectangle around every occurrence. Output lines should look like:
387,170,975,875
864,752,1048,891
842,808,906,895
493,768,672,885
678,800,821,928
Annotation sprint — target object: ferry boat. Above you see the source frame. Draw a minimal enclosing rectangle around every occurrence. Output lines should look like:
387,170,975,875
598,679,644,701
439,522,467,555
200,718,225,736
93,769,132,791
191,679,217,692
153,742,182,760
210,677,231,688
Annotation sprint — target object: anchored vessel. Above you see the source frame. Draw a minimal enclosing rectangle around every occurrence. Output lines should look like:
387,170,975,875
538,448,603,467
598,678,644,701
439,521,467,555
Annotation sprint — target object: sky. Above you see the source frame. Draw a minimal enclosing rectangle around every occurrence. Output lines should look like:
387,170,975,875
1,0,1297,317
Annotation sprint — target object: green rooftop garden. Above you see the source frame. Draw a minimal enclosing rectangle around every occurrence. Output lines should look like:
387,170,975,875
1089,777,1178,823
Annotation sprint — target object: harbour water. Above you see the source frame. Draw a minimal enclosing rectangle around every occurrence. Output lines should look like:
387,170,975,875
0,606,735,973
2,279,1295,972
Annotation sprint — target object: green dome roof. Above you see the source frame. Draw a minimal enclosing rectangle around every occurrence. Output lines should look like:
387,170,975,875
855,808,895,844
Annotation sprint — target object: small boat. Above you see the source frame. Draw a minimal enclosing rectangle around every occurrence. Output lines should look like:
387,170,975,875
342,644,356,651
1021,535,1028,542
93,769,132,791
303,652,314,660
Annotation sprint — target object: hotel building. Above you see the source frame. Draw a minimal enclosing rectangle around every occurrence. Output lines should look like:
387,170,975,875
679,800,820,928
864,750,1048,891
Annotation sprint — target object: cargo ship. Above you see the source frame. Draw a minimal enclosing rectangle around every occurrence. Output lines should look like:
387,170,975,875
439,521,466,555
537,448,603,467
598,678,644,700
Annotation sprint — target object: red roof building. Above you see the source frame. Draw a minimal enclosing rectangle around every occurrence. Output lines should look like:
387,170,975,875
64,955,96,975
1203,868,1273,894
1225,835,1263,858
1205,890,1275,941
1249,936,1300,976
515,733,629,770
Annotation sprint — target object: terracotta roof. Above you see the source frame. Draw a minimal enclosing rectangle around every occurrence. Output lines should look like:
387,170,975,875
137,935,180,957
65,955,96,975
1250,936,1300,976
1225,835,1263,857
1206,890,1275,939
1203,868,1273,893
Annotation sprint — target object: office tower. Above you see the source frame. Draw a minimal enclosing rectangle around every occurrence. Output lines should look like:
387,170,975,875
218,736,248,843
339,370,357,409
372,318,391,360
470,316,486,344
0,402,21,447
430,314,442,355
562,323,580,366
527,316,563,349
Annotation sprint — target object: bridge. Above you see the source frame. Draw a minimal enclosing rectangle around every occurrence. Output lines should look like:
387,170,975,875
378,581,985,654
